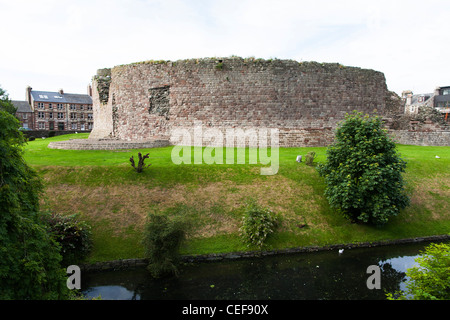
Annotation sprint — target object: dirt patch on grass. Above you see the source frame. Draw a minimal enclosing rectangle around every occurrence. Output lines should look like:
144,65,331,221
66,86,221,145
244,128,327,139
41,175,323,238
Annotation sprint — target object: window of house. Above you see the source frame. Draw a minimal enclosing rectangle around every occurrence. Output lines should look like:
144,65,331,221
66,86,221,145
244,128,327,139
49,112,53,119
23,114,27,119
70,104,76,110
442,88,450,96
71,123,77,130
87,105,93,110
88,122,93,130
87,113,93,120
80,105,84,110
70,113,77,119
38,111,45,119
57,112,64,119
38,122,45,129
38,103,44,109
49,103,53,109
57,104,64,110
80,113,84,119
38,94,48,99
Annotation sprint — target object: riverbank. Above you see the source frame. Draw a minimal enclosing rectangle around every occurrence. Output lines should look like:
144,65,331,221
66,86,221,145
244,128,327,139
23,134,450,264
79,234,450,272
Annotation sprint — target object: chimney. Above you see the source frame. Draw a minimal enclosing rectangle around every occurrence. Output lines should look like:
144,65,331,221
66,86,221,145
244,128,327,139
406,93,412,106
87,84,92,97
26,86,32,104
59,88,64,95
401,90,412,99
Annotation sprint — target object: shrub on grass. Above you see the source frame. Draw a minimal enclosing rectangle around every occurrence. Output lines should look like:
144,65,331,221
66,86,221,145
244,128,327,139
130,152,151,173
304,151,316,166
239,200,278,249
317,111,410,225
43,213,92,264
142,213,186,278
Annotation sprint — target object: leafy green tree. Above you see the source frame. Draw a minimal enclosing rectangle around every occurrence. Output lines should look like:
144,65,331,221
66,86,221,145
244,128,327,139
387,243,450,300
0,87,17,115
317,111,410,225
0,109,69,299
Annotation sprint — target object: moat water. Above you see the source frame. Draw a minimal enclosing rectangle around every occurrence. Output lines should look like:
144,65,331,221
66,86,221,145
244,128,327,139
81,240,447,300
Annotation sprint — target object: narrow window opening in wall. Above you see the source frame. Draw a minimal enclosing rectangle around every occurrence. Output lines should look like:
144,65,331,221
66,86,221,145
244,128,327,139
149,85,170,119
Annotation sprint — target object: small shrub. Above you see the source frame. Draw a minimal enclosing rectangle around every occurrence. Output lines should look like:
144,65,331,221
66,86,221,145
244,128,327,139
28,136,36,141
142,213,186,278
44,213,92,264
130,152,151,173
239,200,278,249
304,151,316,166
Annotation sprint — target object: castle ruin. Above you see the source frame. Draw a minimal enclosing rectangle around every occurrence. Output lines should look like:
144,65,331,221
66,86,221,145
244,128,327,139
89,57,392,148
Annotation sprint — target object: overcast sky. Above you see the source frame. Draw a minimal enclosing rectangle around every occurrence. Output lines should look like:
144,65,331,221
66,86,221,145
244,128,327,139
1,0,449,100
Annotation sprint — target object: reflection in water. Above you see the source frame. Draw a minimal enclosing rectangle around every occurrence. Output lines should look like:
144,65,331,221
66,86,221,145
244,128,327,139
84,285,140,300
81,241,445,300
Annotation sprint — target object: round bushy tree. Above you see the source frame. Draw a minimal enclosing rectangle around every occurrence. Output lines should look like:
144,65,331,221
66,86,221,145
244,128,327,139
317,111,410,225
0,109,69,299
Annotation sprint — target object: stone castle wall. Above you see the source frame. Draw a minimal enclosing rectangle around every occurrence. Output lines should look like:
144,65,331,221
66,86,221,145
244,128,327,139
90,57,391,147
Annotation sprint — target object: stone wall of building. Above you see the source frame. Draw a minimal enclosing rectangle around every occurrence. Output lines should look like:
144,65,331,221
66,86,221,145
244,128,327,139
388,130,450,146
90,57,391,147
89,69,114,140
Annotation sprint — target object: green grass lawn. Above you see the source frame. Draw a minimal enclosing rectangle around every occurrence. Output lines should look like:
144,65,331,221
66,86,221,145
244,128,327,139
24,134,450,263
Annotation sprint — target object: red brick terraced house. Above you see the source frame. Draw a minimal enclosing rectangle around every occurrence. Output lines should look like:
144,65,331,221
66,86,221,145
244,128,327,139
24,86,93,131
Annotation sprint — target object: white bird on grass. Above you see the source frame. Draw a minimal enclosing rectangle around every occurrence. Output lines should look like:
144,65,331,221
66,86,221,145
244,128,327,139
338,249,344,255
436,155,440,159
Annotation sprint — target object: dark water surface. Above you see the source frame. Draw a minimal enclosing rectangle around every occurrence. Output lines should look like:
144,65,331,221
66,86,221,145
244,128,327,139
81,240,447,300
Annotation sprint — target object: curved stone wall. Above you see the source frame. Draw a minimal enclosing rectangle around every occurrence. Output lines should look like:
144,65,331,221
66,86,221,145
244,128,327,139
90,57,390,147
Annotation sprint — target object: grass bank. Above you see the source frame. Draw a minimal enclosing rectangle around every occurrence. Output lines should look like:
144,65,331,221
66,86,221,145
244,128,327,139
24,134,450,263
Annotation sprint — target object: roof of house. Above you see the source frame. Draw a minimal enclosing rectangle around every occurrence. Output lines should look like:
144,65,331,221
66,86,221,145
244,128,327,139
30,90,92,104
11,100,32,113
409,93,433,106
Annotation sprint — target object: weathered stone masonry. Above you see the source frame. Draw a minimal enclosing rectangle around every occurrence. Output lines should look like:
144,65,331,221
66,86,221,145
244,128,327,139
90,57,391,147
